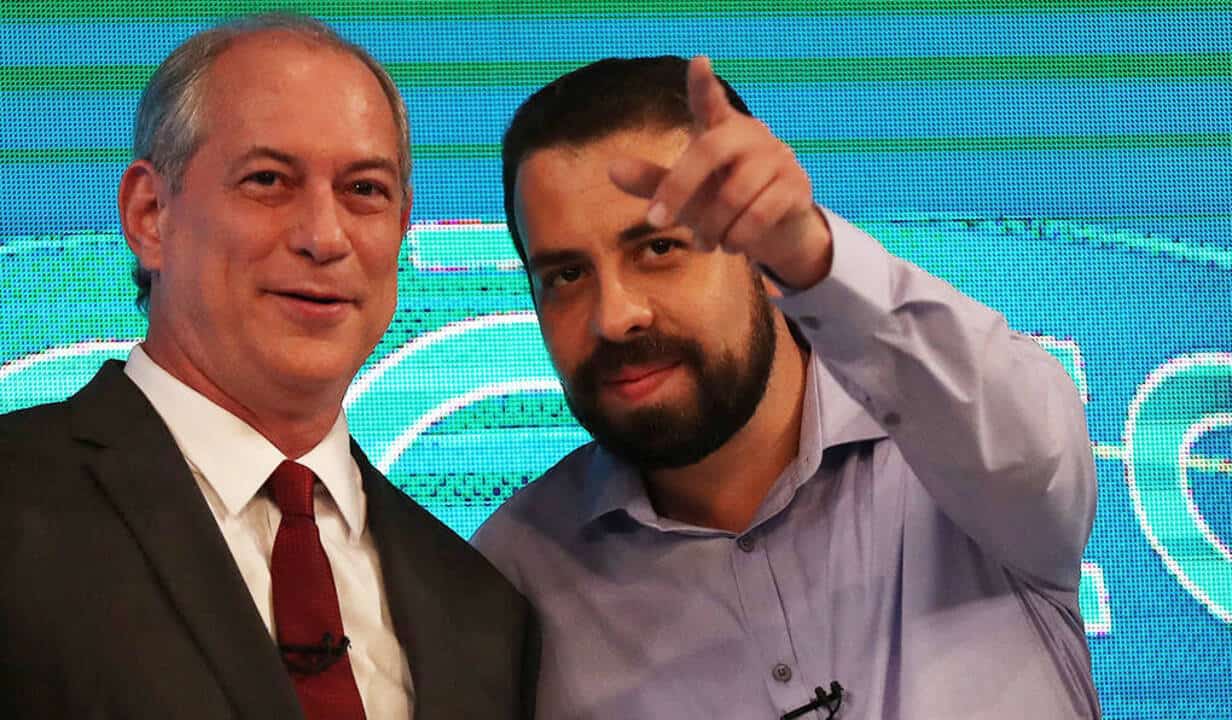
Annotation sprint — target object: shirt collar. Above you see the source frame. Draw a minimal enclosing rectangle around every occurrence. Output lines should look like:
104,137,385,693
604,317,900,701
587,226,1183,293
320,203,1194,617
123,344,365,540
582,445,662,528
807,353,889,468
581,352,887,530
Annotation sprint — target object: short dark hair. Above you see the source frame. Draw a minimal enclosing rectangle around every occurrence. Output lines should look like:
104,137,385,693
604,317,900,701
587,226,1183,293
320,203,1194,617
500,56,753,270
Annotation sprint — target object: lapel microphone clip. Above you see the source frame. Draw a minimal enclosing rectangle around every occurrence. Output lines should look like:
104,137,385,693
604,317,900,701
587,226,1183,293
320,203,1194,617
781,681,845,720
279,632,351,676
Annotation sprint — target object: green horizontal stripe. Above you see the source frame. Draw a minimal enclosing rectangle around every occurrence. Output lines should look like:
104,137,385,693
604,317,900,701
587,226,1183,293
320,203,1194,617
4,54,1229,92
4,0,1231,21
6,134,1228,165
413,143,503,159
1,64,153,91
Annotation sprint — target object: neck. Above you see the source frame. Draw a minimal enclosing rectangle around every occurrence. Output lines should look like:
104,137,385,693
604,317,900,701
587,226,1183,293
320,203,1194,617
644,323,809,533
140,339,343,459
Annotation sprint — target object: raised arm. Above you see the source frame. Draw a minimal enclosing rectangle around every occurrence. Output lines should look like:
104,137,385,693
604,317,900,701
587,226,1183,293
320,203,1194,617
777,211,1096,589
610,55,1096,589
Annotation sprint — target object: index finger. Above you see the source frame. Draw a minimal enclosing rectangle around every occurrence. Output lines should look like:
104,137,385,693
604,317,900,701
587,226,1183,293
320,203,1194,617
688,56,735,131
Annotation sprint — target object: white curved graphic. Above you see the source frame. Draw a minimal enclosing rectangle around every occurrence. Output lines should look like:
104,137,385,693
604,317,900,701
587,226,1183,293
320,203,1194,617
1124,352,1232,624
1179,414,1232,565
0,339,138,381
342,311,572,484
0,340,139,413
345,311,541,408
377,378,563,473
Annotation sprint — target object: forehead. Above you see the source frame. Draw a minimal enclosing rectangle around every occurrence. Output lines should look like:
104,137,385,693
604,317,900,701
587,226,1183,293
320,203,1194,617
518,127,690,200
196,32,399,155
514,127,690,252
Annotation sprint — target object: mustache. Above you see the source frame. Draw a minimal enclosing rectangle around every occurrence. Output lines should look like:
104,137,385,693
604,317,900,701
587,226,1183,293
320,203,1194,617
572,332,705,391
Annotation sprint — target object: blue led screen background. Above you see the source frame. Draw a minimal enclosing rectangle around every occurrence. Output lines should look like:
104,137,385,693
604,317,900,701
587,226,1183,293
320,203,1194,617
1,2,1230,717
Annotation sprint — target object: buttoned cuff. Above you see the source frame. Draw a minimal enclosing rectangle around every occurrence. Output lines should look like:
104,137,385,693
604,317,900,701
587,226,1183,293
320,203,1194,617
770,207,895,360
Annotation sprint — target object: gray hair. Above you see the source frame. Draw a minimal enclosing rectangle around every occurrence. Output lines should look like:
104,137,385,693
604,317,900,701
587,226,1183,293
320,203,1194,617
130,12,412,311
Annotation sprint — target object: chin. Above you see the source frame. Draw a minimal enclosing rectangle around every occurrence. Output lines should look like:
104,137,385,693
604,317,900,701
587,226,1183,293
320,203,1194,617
604,384,694,415
262,345,363,393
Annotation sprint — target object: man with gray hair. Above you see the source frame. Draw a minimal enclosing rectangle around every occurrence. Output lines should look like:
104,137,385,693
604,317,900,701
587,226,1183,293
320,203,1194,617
0,14,537,719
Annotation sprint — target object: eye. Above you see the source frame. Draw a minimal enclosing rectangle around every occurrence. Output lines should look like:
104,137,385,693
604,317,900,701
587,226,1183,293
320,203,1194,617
350,180,387,197
544,265,584,289
244,170,281,187
647,238,674,255
639,237,683,263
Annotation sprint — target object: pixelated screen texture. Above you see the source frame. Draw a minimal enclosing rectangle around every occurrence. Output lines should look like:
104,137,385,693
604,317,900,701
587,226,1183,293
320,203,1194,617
1,3,1229,717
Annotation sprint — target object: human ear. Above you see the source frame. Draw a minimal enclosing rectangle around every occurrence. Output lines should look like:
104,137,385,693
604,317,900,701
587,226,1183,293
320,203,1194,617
117,160,170,276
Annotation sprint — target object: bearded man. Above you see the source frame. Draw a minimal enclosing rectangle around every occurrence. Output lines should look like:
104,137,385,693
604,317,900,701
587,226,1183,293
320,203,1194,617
473,55,1099,720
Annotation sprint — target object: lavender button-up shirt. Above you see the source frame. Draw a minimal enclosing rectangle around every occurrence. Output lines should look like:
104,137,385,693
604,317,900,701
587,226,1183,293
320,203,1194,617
473,211,1100,719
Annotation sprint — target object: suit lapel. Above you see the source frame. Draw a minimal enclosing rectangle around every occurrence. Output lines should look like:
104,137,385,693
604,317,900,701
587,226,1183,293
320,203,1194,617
70,362,302,719
355,441,457,715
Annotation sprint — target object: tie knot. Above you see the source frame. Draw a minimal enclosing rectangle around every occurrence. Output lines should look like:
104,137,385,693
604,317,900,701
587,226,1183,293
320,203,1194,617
270,460,316,518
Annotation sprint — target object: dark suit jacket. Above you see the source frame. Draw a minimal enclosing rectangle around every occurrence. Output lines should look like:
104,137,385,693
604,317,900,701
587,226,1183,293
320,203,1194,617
0,361,538,719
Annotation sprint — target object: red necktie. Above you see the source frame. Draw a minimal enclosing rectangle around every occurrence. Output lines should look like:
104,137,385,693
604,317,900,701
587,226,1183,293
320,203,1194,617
269,460,366,720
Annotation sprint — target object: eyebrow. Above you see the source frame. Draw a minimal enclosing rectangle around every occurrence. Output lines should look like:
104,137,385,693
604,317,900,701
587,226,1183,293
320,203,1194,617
341,157,401,179
229,147,400,179
617,221,664,244
230,146,299,172
526,249,587,275
526,221,685,273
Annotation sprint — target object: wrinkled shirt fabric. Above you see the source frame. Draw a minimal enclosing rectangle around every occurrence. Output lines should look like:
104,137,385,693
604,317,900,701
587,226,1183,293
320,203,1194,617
474,210,1100,720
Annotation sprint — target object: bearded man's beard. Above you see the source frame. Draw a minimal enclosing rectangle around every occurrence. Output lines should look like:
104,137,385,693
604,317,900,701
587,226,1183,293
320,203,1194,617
562,281,778,470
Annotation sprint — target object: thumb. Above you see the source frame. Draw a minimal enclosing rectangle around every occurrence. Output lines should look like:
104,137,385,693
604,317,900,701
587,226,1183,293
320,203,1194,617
688,55,734,130
609,156,669,199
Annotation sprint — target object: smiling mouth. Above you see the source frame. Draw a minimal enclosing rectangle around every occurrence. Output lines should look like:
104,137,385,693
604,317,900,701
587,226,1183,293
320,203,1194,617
599,362,682,402
271,290,350,305
604,362,678,386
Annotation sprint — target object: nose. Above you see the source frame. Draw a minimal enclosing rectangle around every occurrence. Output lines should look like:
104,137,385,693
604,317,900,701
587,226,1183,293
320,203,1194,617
591,275,653,342
290,184,351,264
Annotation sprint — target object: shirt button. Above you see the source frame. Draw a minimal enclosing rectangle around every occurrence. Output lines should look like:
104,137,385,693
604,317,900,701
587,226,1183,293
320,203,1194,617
772,663,793,683
736,535,756,552
883,411,901,426
798,315,821,330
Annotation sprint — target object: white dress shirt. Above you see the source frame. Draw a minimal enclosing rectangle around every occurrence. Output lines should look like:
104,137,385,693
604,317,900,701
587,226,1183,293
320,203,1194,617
124,346,414,718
